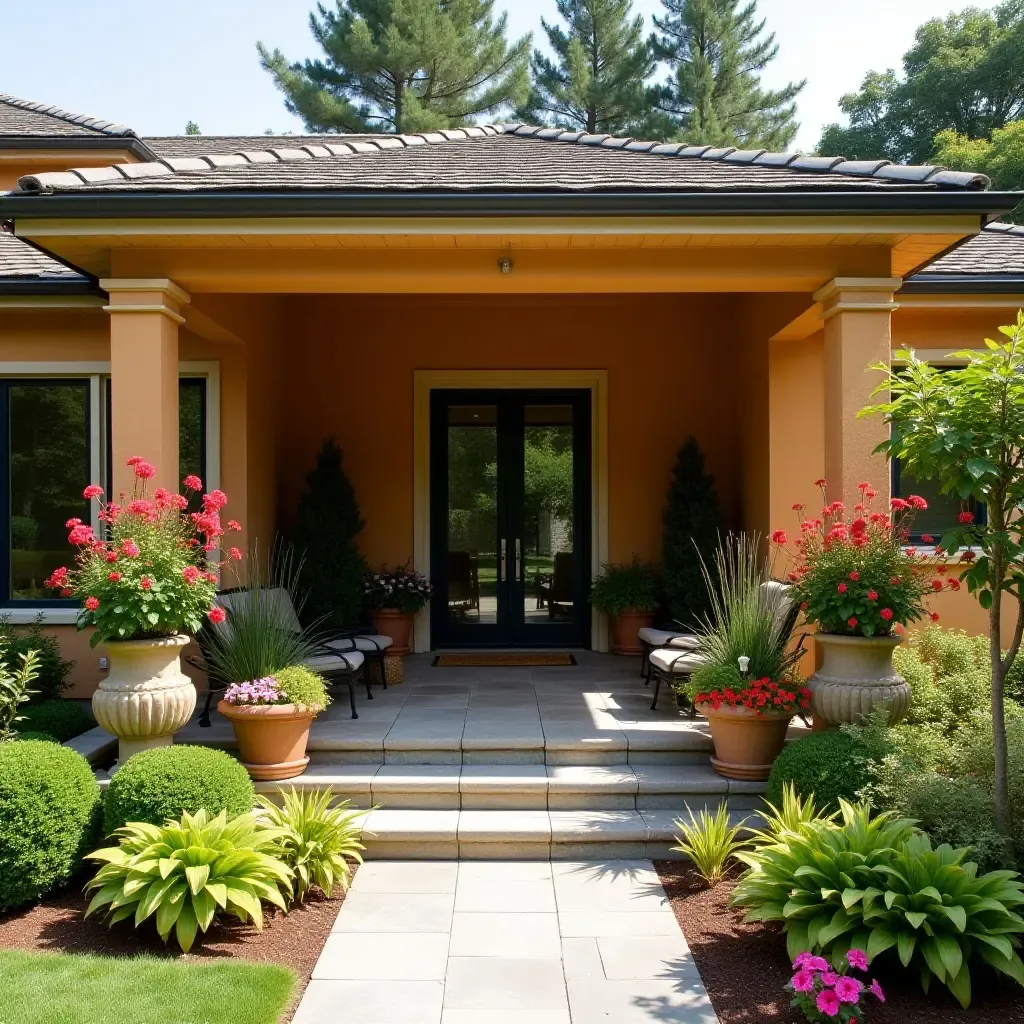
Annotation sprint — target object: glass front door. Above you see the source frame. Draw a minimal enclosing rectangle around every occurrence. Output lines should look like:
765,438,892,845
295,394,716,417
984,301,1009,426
430,390,591,648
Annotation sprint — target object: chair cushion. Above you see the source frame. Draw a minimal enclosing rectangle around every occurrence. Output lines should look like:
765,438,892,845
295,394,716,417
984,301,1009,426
638,627,700,649
304,651,364,674
648,649,707,674
326,635,394,653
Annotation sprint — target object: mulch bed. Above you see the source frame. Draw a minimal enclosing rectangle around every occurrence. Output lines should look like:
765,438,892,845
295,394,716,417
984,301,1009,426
0,873,351,1023
654,862,1024,1024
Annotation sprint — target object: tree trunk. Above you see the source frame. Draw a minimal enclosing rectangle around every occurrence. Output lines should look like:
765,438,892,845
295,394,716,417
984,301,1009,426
990,600,1012,842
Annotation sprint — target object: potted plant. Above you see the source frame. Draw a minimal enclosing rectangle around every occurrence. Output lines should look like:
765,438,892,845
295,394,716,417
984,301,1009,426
217,665,330,780
590,556,660,655
364,564,431,656
775,480,951,727
688,535,809,779
45,460,241,761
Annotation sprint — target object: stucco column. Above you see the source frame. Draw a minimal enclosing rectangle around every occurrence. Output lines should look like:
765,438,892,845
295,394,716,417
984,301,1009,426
814,278,900,509
101,279,190,495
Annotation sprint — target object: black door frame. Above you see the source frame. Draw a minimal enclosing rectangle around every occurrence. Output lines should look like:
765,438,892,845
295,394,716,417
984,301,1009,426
429,388,591,649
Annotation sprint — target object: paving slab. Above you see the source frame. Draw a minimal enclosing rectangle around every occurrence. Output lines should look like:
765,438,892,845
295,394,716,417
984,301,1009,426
333,892,454,933
443,956,570,1012
449,912,562,958
350,860,458,894
454,875,556,913
293,980,444,1024
312,932,450,980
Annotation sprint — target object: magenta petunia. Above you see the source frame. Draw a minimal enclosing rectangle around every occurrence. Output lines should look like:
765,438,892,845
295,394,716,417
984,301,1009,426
834,976,863,1003
846,949,868,971
816,989,841,1017
790,969,815,993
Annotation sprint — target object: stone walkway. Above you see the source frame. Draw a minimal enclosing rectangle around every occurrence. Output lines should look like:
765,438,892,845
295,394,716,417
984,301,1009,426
293,860,718,1024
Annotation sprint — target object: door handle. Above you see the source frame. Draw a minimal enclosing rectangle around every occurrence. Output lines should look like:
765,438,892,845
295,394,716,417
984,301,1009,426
515,538,522,582
500,538,507,582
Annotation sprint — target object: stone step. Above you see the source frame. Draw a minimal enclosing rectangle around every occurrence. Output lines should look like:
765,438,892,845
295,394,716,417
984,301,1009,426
256,761,765,812
351,807,756,860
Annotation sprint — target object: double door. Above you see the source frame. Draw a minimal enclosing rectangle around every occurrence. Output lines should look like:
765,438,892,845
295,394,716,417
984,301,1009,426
430,389,591,648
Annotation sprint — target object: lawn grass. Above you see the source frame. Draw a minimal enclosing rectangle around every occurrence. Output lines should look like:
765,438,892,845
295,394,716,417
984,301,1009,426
0,949,295,1024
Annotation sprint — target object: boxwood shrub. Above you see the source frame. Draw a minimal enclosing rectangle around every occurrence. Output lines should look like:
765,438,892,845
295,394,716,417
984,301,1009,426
103,744,254,834
0,740,101,911
18,700,95,742
14,731,58,743
766,731,869,811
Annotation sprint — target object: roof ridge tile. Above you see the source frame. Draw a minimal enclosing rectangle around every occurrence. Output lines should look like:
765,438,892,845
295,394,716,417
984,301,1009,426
0,92,135,138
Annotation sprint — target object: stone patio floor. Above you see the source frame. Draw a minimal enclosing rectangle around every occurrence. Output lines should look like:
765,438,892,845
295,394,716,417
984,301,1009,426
293,859,718,1024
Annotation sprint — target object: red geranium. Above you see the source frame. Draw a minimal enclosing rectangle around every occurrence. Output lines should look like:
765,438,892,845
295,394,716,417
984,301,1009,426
694,677,811,717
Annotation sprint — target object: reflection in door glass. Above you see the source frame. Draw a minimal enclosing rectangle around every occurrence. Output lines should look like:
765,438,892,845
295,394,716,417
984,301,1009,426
447,406,498,624
523,405,574,624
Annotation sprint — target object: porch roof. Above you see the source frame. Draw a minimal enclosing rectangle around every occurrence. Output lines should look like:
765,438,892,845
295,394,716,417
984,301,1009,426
903,222,1024,293
0,230,93,294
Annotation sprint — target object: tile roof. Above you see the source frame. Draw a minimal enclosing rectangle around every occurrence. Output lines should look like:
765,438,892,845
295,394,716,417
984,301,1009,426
0,230,89,287
144,134,389,158
0,93,135,138
14,124,992,194
915,222,1024,278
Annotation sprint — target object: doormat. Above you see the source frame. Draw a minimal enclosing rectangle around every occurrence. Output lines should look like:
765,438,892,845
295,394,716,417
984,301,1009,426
433,653,577,667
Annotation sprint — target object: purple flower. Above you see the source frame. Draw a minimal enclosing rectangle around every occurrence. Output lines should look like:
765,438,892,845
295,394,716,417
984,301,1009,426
223,676,283,706
846,949,868,971
820,971,839,987
834,976,862,1003
870,979,885,1003
794,954,830,973
791,969,816,993
816,989,841,1017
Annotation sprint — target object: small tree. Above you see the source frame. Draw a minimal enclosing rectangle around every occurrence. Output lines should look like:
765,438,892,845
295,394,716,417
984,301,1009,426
292,438,368,630
864,311,1024,847
662,437,722,628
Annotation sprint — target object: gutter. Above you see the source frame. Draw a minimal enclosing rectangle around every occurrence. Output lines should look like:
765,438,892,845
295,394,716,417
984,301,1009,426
0,188,1020,220
900,275,1024,295
0,135,159,162
0,277,98,296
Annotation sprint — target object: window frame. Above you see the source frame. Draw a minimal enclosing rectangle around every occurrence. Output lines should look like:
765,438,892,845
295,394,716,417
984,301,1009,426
0,361,219,622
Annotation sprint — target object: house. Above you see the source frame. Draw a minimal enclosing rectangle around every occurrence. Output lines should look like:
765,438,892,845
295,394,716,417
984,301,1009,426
1,92,1022,697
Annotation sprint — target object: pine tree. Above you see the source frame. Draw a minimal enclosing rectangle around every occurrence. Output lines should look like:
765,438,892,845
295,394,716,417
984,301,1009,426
649,0,804,149
662,437,722,629
257,1,531,134
519,0,656,135
292,438,368,630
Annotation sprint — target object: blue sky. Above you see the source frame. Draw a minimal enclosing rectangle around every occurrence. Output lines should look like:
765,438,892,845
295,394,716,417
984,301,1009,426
1,0,999,151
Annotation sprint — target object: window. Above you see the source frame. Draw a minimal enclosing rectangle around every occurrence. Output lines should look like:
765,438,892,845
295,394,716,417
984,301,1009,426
0,380,91,603
0,365,217,612
891,457,984,543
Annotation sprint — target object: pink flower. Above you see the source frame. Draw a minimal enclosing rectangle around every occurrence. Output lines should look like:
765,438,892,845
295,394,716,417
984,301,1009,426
229,546,242,561
84,596,100,611
68,524,95,546
182,566,201,585
126,456,143,467
791,969,815,992
134,461,156,480
794,954,830,972
866,589,878,601
202,489,228,511
44,566,69,589
171,494,188,510
814,478,827,488
908,495,928,510
816,989,841,1017
207,605,226,625
869,979,885,1003
105,551,119,564
771,530,788,545
880,607,894,621
121,539,140,558
846,949,868,971
140,577,152,590
82,484,104,499
227,519,241,531
837,583,848,594
835,976,862,1003
792,503,804,511
107,572,122,583
182,474,203,491
848,571,860,581
820,971,839,987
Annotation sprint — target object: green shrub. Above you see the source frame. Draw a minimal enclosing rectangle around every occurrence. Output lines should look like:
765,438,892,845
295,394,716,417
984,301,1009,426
0,643,40,741
590,556,660,616
14,731,58,743
914,625,988,677
85,808,292,952
18,700,95,742
0,740,101,911
766,731,869,811
0,616,73,702
103,744,254,834
893,646,946,726
274,665,330,711
672,804,746,887
732,802,1024,1008
256,787,366,901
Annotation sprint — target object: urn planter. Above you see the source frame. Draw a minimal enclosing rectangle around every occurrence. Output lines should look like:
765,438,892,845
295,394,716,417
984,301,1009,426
217,702,317,781
697,702,793,781
807,633,910,728
610,610,655,656
369,609,415,656
91,634,196,762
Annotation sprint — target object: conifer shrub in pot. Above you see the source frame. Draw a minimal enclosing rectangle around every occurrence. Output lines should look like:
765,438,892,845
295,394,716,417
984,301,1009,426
218,666,330,781
43,460,244,761
590,556,660,655
774,480,954,727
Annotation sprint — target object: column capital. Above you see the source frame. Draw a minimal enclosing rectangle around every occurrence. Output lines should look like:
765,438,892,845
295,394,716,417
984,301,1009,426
813,277,902,321
100,278,190,324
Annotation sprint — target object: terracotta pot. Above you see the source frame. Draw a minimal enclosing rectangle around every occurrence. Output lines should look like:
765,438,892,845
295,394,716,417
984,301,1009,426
807,633,910,728
697,702,793,781
217,701,317,780
370,608,416,656
92,634,196,763
610,610,654,656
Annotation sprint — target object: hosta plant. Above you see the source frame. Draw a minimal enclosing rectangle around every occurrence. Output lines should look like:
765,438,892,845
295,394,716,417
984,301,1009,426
256,787,368,902
731,800,1024,1007
84,808,292,952
673,804,747,888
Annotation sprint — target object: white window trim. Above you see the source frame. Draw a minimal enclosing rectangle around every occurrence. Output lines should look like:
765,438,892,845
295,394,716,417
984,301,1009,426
0,359,221,623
